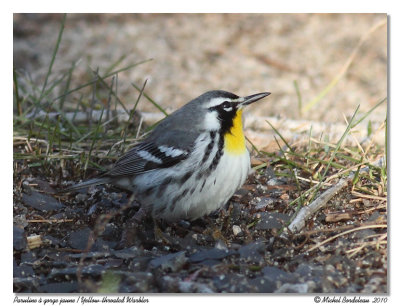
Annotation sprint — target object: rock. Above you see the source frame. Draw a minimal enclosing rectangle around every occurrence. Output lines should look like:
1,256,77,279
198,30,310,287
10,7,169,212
230,202,242,223
189,248,236,263
262,266,293,283
49,264,105,279
275,283,308,293
112,246,143,259
295,263,324,282
149,251,187,272
13,226,27,250
38,281,79,293
232,225,242,236
68,228,114,251
158,275,179,292
254,197,274,210
30,178,56,194
43,235,61,247
263,167,276,180
128,256,153,272
68,228,91,250
13,276,39,292
22,191,63,212
361,277,384,293
255,212,290,230
178,281,214,293
101,223,120,241
20,251,37,264
68,252,111,259
14,264,35,278
213,274,250,293
75,193,88,203
267,178,281,186
121,272,154,292
214,240,228,251
13,214,28,228
238,240,266,263
248,276,276,293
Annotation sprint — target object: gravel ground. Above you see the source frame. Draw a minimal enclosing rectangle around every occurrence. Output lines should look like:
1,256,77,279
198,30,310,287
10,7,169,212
13,154,387,293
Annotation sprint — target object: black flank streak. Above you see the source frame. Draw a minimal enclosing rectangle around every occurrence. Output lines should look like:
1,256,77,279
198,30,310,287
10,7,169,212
209,135,224,172
196,131,217,180
201,131,216,164
200,179,207,192
170,193,184,211
180,171,193,184
181,188,189,197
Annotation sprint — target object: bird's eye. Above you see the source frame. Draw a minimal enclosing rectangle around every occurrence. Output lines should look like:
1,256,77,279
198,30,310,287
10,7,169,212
221,101,232,111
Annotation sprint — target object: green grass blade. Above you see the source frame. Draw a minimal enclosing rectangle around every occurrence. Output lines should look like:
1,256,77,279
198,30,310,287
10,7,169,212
39,14,66,104
351,97,387,129
90,67,130,115
51,59,152,105
104,54,127,76
265,120,293,152
13,68,22,116
131,82,168,116
84,107,105,172
293,80,302,117
321,105,360,180
59,60,77,110
122,79,147,146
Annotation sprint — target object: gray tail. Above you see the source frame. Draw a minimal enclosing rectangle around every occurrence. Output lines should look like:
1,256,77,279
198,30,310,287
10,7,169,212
60,177,111,193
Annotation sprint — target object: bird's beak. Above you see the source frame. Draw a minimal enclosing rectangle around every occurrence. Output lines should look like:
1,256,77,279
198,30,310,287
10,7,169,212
238,92,271,108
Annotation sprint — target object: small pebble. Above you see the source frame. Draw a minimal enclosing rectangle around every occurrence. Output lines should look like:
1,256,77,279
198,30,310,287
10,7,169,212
232,225,242,236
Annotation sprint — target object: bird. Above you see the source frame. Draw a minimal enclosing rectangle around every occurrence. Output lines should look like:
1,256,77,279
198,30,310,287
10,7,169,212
64,90,271,221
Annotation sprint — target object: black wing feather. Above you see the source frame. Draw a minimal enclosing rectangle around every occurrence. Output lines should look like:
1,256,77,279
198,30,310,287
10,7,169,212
106,136,191,177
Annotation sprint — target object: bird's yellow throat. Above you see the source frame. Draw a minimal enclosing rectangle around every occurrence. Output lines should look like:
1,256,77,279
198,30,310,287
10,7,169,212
224,109,246,155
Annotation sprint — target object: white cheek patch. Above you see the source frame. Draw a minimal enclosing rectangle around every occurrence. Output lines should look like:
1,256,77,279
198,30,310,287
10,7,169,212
203,111,220,130
159,145,186,158
137,150,163,164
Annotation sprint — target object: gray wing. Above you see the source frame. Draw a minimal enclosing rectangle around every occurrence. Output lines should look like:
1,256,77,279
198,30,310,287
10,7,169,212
105,129,198,177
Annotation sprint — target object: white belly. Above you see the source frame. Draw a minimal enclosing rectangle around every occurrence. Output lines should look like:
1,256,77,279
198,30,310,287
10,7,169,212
183,150,250,220
129,132,250,221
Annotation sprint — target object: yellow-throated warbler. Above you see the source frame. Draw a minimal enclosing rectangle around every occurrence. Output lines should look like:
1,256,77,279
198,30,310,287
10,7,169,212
65,90,270,221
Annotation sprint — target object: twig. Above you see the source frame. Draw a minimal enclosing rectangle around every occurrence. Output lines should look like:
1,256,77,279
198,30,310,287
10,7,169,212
287,157,384,234
351,191,387,202
27,218,73,224
288,174,354,233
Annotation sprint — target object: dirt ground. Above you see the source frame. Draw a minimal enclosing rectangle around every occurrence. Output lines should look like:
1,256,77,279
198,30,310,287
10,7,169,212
13,13,387,121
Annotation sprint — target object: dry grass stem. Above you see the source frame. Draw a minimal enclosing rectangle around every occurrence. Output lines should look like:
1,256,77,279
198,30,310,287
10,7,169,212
308,224,387,253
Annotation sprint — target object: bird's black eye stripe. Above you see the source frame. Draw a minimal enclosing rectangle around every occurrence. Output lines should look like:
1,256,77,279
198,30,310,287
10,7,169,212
209,101,234,112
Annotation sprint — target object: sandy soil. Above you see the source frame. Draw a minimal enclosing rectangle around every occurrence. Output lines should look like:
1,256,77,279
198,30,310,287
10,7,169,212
13,13,387,123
